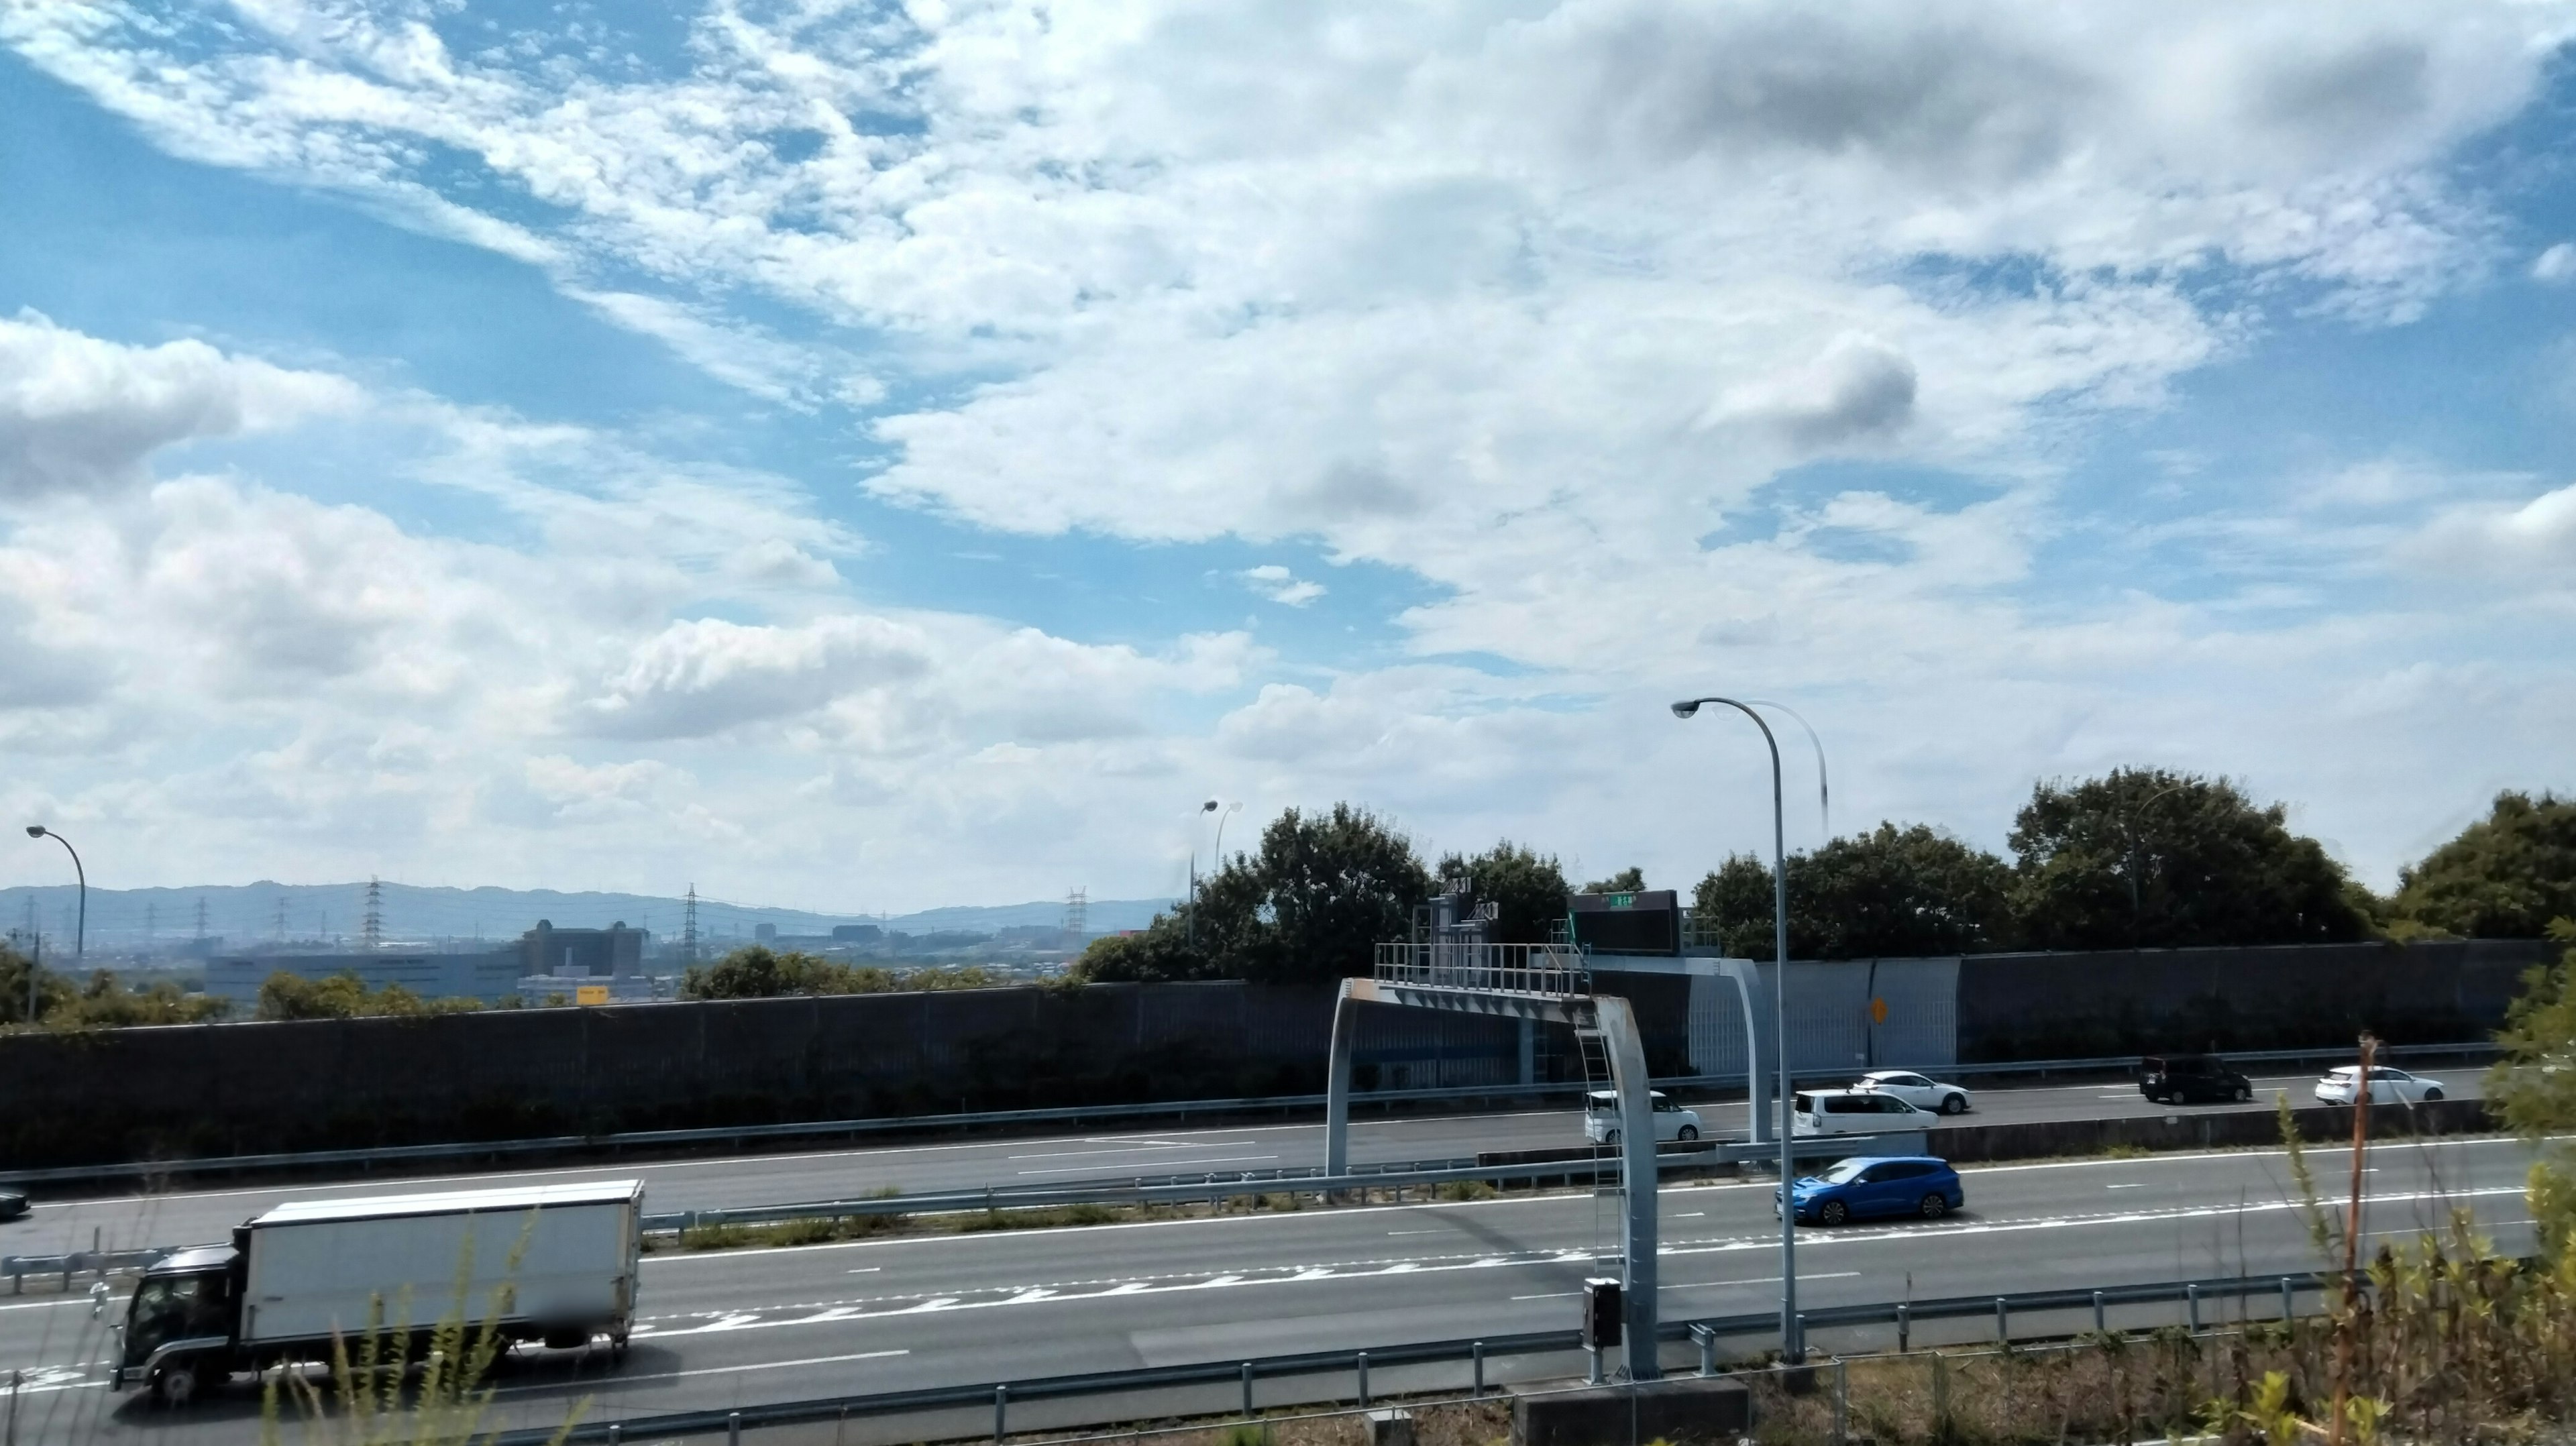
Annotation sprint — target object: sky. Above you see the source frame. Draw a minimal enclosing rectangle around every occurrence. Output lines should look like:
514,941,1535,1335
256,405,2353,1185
1,1,2573,913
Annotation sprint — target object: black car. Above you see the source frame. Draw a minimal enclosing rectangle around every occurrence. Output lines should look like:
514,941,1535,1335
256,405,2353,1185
0,1186,27,1221
2139,1054,2253,1105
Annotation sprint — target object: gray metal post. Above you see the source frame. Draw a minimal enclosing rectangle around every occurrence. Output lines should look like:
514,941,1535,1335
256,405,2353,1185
1242,1361,1254,1417
1472,1341,1485,1396
1594,995,1660,1380
607,1426,621,1446
1994,1296,2007,1343
2187,1283,2200,1331
1896,1302,1910,1352
1356,1351,1369,1407
1324,979,1360,1177
2280,1276,2294,1323
2093,1290,2106,1334
1694,1324,1715,1377
994,1384,1008,1443
728,1410,742,1446
1833,1357,1849,1446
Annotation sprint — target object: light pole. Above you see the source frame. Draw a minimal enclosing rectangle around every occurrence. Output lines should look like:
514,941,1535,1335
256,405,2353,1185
25,826,83,960
1671,696,1801,1361
1188,799,1219,948
1210,801,1242,872
2121,780,2189,944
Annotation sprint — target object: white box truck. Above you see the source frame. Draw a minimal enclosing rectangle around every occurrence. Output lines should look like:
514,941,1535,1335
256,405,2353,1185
114,1178,643,1406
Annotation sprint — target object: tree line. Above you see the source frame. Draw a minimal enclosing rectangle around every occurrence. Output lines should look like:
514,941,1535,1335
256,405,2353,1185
1075,774,2576,989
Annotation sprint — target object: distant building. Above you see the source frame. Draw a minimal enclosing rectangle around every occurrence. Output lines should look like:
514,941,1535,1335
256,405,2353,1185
207,951,525,1007
832,924,882,943
518,920,647,978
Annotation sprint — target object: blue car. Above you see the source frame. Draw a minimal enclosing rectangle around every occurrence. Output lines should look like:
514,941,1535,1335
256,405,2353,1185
1773,1156,1964,1226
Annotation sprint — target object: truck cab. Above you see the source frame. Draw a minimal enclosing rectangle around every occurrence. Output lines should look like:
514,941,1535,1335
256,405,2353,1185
115,1243,241,1404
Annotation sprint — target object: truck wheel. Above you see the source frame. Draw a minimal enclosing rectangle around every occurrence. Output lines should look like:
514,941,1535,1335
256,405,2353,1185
153,1361,201,1408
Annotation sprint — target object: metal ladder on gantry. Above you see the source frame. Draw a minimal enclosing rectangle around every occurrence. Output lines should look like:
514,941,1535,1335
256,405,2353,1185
1323,935,1664,1380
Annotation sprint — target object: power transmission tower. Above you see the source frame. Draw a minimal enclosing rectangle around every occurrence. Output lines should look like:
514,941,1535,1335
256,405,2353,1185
194,897,207,942
361,877,384,952
682,885,699,966
146,901,157,946
1062,888,1088,943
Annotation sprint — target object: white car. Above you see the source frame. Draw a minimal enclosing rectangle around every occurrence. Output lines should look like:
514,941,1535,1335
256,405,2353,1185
1853,1070,1974,1116
2314,1066,2447,1105
1792,1089,1936,1136
1582,1089,1704,1144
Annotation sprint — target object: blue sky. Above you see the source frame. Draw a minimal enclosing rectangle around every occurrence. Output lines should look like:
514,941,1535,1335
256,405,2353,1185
1,2,2572,911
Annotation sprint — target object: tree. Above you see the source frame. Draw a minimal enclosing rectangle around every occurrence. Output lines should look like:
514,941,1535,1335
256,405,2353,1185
678,946,896,999
1690,823,2015,960
1436,840,1572,944
2392,792,2576,940
2007,767,2369,950
1072,802,1431,988
0,942,74,1026
256,970,476,1019
1244,803,1432,986
1580,867,1647,894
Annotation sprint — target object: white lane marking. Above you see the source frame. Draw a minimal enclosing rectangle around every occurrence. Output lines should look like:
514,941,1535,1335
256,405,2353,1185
847,1266,880,1274
2106,1184,2147,1190
1676,1212,1706,1218
0,1297,93,1312
501,1348,908,1392
1388,1229,1444,1236
1965,1133,2532,1176
1014,1154,1282,1176
1006,1139,1253,1161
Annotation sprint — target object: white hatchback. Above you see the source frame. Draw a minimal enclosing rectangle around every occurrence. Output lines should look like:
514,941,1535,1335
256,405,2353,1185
1793,1089,1936,1135
2314,1066,2447,1105
1582,1089,1704,1144
1853,1070,1974,1116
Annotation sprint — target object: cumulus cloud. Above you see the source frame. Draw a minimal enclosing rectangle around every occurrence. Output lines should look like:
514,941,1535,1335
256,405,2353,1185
2536,243,2576,283
1241,565,1326,606
0,311,360,500
1705,333,1919,449
2410,483,2576,573
578,615,934,740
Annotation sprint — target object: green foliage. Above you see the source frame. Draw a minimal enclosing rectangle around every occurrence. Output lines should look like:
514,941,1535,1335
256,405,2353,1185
1075,802,1430,987
677,945,894,999
2,946,229,1028
2488,919,2576,1260
1692,824,2015,960
1580,865,1647,894
2008,767,2369,950
258,970,480,1021
2392,791,2576,940
1436,840,1572,944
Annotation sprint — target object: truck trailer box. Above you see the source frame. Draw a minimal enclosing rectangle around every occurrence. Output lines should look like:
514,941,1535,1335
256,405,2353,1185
238,1178,643,1345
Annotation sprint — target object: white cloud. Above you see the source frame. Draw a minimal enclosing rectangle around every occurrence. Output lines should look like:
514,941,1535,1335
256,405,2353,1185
2536,243,2576,282
1240,565,1326,607
0,311,361,500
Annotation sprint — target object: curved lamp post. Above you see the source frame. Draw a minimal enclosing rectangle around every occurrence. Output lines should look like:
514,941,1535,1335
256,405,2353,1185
1210,801,1242,872
1670,696,1801,1361
25,826,83,960
1189,799,1220,947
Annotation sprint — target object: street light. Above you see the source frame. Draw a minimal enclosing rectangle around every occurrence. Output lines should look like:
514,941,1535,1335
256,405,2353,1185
1189,800,1220,948
1210,801,1243,871
1670,696,1802,1361
25,826,83,960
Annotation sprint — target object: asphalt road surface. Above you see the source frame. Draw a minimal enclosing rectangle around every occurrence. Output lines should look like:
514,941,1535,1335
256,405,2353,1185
0,1132,2534,1446
0,1070,2477,1262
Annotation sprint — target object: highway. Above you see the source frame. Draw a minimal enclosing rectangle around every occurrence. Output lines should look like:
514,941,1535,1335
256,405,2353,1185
0,1132,2536,1446
0,1070,2472,1260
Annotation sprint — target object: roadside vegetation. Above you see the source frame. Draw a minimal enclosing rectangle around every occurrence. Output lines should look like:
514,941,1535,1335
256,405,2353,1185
1075,775,2574,987
0,946,230,1028
676,946,996,1001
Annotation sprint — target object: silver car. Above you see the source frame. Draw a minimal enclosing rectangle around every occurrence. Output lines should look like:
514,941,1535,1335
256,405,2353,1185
2314,1066,2447,1105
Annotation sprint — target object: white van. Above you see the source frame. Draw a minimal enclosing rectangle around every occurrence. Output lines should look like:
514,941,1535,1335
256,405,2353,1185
1793,1089,1934,1136
1582,1089,1703,1144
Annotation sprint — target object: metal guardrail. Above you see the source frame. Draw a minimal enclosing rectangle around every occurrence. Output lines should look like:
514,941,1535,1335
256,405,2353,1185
490,1267,2370,1445
637,1135,1908,1233
0,1041,2496,1189
2,1247,166,1294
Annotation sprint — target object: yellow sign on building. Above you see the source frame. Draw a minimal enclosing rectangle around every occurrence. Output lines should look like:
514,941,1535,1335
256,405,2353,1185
576,985,610,1006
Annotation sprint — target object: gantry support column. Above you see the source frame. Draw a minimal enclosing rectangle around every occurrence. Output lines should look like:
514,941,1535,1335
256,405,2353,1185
1593,993,1661,1380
